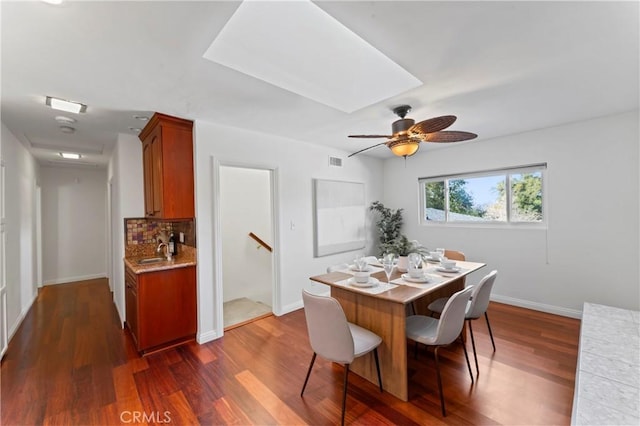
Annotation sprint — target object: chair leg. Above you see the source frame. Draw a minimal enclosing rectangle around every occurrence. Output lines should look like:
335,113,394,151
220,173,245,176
468,320,479,376
300,352,316,397
433,347,446,416
373,348,383,392
485,312,496,352
341,364,350,426
459,336,474,384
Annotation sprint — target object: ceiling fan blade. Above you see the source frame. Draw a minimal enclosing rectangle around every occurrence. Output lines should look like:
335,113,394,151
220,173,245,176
348,142,389,157
423,131,478,143
409,115,457,135
348,134,392,139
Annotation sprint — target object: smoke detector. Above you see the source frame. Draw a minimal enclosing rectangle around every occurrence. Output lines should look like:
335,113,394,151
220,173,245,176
55,115,77,125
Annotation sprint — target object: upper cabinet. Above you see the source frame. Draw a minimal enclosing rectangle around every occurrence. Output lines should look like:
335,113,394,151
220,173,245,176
139,113,194,220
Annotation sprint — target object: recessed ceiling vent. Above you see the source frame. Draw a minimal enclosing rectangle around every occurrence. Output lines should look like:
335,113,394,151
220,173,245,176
329,156,342,167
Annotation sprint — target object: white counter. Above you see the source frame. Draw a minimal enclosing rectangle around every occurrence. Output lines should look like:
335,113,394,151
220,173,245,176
572,302,640,425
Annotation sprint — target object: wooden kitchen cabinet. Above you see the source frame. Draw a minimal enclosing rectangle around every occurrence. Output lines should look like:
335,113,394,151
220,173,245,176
139,112,194,220
125,266,139,347
124,264,197,354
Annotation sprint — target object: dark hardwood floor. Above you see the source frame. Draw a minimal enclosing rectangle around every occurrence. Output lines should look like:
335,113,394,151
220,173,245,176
1,279,580,425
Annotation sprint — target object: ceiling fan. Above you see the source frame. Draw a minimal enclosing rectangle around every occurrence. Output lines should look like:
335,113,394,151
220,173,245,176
348,105,477,158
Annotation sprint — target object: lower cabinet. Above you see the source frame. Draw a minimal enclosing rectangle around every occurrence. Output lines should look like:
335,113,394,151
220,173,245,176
125,264,197,354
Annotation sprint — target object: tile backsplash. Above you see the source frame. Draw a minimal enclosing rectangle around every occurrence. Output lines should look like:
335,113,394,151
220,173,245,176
124,218,196,247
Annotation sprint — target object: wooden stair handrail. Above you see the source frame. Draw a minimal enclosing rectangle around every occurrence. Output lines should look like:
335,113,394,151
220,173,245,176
249,232,273,253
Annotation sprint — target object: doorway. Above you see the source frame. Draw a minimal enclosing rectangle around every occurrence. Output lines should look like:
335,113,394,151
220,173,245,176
219,166,274,329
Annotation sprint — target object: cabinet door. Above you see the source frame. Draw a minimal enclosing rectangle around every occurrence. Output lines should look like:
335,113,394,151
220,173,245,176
150,130,163,217
137,267,196,351
125,267,139,347
142,140,154,217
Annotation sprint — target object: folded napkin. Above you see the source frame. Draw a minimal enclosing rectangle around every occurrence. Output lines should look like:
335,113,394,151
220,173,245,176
391,274,446,289
335,278,397,295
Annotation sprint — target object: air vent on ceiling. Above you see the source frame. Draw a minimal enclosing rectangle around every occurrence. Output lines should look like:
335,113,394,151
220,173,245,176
329,156,342,167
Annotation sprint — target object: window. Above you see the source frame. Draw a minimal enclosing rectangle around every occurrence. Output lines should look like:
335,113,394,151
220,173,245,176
420,164,546,225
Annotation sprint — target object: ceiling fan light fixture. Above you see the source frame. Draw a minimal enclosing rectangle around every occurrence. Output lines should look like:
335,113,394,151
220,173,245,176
388,139,420,157
46,96,86,114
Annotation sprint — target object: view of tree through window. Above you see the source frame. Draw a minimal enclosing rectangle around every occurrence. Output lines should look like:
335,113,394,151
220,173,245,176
421,166,545,224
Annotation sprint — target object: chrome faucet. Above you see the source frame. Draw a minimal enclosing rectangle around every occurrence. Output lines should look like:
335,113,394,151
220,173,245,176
157,242,172,261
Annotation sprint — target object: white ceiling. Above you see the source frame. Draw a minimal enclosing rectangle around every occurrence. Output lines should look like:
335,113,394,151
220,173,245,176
2,1,638,168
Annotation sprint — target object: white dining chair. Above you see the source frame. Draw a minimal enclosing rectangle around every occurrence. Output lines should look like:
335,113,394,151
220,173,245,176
300,290,383,426
364,256,379,264
427,270,498,376
406,286,474,416
326,263,349,273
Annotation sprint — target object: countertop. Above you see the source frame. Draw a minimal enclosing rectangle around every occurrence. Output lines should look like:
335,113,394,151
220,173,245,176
124,252,196,274
571,302,639,425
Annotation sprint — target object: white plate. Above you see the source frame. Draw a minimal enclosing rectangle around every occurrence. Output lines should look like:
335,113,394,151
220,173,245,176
350,265,372,272
348,277,379,288
425,256,440,263
401,273,430,283
436,266,461,273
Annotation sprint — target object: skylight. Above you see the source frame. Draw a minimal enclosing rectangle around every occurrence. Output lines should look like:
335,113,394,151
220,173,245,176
203,0,422,113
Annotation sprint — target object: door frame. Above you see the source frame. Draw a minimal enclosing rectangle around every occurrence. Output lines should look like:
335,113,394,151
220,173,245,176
212,159,281,336
0,159,6,357
35,185,42,289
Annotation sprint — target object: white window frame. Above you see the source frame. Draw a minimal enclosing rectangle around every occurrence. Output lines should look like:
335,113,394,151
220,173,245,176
418,163,547,228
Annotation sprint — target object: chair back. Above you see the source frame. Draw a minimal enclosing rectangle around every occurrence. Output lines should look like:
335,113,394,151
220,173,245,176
327,263,349,273
444,250,465,261
302,290,355,364
467,270,498,319
434,286,474,345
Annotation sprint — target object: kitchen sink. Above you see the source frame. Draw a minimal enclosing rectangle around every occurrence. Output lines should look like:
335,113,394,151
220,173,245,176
137,257,166,265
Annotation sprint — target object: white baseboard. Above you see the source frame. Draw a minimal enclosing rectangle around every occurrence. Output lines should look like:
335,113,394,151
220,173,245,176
197,329,221,344
492,294,582,319
276,300,304,316
44,273,106,285
7,290,38,346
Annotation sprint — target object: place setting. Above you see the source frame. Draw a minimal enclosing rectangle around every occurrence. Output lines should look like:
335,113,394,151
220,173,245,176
391,253,443,288
427,257,465,277
347,254,384,274
423,248,446,263
339,253,398,294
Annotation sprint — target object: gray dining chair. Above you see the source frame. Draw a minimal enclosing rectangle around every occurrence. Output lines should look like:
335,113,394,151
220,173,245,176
326,263,349,273
301,290,383,426
406,286,474,416
364,256,379,264
427,270,498,376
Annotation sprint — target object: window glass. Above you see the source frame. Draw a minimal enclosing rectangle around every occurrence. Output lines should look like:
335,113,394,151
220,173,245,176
424,181,445,221
448,176,505,222
510,172,543,222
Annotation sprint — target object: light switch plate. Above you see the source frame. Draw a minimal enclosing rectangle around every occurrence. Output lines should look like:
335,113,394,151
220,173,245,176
179,232,185,243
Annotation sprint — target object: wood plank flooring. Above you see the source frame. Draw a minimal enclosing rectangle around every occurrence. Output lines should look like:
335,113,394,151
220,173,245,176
1,279,581,425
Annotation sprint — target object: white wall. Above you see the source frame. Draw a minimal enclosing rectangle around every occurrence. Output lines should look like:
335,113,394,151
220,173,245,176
1,123,39,341
194,121,384,342
383,111,640,316
107,133,144,325
220,166,272,306
40,167,107,284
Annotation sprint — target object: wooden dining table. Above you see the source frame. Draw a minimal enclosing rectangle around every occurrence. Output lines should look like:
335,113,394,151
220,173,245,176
309,260,486,401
